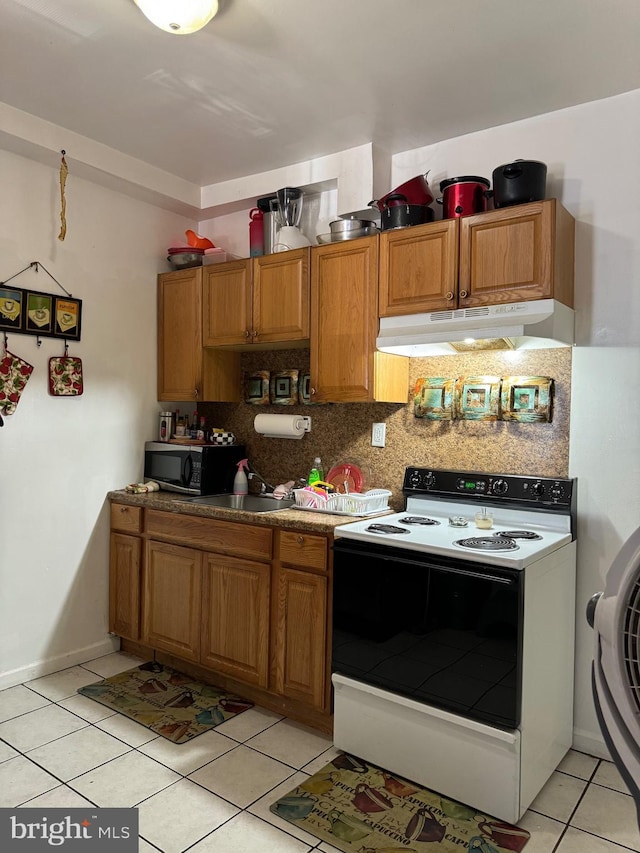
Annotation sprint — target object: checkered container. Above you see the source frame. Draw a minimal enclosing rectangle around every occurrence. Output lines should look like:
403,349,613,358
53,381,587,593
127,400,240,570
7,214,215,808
211,432,235,445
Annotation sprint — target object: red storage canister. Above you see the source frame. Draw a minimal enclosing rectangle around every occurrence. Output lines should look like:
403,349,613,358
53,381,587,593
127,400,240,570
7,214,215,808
249,208,264,257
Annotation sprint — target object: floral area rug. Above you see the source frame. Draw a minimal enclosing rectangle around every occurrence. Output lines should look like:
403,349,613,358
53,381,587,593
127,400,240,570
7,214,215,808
270,752,530,853
78,662,253,743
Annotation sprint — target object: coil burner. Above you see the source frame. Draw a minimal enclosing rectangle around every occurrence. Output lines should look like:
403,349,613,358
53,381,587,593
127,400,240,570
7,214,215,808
495,530,543,541
455,536,519,551
366,524,411,535
398,516,441,525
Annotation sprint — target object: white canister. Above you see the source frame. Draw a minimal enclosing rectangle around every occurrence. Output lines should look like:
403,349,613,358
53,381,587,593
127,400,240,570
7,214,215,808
159,411,174,442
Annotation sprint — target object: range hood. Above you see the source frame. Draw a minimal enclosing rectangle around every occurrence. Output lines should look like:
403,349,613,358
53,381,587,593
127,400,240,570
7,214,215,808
376,298,575,357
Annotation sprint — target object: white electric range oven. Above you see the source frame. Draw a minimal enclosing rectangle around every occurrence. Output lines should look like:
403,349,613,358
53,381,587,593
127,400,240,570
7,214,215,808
331,467,577,823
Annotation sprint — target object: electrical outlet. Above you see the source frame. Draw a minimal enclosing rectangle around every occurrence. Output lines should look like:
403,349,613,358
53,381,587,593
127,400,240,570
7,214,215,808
372,422,386,447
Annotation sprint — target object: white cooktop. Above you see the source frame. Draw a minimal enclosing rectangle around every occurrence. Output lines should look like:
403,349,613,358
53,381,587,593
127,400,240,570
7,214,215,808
334,498,573,570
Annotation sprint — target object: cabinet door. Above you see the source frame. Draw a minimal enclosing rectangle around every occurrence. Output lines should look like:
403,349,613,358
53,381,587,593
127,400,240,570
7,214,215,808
143,541,202,662
202,260,252,346
201,554,270,687
274,567,327,709
253,249,310,344
459,200,560,307
109,532,141,641
310,236,379,402
157,268,203,401
379,220,459,315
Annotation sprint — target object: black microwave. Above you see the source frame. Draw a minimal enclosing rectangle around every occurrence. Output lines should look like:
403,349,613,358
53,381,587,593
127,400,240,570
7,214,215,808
144,441,246,495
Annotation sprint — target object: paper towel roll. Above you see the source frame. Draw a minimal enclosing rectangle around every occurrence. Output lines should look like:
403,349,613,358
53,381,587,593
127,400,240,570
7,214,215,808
254,413,307,439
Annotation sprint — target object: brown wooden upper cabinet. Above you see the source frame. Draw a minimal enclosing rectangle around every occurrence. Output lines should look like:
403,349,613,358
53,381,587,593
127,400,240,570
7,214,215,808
310,236,408,403
202,249,310,349
157,267,240,402
379,199,575,317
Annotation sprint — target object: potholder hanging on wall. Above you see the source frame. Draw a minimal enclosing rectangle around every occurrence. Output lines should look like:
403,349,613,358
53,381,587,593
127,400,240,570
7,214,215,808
0,348,34,415
49,343,83,396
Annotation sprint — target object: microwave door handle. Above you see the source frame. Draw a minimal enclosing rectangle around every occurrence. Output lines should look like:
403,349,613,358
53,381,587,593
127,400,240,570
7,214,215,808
183,454,193,487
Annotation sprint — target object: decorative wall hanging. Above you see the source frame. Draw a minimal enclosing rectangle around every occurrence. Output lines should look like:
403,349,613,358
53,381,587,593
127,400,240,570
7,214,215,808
454,375,501,421
58,150,68,242
299,372,312,405
48,342,84,396
413,377,455,420
501,376,553,422
0,335,34,417
244,370,270,404
270,369,299,405
0,262,82,342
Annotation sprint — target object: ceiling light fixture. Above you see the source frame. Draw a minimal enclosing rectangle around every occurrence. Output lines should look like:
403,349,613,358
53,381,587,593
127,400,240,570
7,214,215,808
133,0,219,35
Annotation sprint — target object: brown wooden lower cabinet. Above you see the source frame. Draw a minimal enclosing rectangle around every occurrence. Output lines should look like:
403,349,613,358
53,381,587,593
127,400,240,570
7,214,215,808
201,554,270,688
108,503,332,729
273,566,327,708
109,532,141,641
142,540,202,663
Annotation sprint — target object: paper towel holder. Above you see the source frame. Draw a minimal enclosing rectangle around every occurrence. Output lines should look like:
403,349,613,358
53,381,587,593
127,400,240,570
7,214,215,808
254,414,312,439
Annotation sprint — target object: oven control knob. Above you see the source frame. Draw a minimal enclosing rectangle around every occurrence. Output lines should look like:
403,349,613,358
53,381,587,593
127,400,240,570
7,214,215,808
492,479,508,495
408,470,421,488
530,482,545,497
423,472,435,489
551,484,565,499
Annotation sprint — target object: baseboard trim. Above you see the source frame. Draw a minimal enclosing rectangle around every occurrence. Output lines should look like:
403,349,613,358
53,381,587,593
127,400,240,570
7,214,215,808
0,637,121,691
572,727,611,760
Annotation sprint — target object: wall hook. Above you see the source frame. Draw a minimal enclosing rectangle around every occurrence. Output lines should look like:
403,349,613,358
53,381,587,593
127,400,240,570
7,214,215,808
36,336,42,348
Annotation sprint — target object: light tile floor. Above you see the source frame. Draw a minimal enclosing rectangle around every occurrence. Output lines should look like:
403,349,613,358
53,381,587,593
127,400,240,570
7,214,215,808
0,652,637,852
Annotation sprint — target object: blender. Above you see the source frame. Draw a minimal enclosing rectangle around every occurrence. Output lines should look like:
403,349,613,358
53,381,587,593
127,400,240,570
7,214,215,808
272,187,311,250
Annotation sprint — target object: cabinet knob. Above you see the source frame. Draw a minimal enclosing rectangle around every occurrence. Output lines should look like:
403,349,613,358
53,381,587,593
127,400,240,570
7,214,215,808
296,535,304,545
244,330,251,338
120,506,128,513
310,387,316,397
445,291,454,301
251,330,258,338
459,290,468,299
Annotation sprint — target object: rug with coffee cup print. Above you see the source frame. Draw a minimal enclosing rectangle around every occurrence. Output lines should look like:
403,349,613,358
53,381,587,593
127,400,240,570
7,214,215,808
78,662,253,743
270,752,530,853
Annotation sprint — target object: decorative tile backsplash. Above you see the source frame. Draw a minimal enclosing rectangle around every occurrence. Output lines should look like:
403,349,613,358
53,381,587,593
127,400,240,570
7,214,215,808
201,348,572,509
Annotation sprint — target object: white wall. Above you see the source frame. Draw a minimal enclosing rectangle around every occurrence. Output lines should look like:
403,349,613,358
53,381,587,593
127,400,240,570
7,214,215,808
0,149,194,687
391,89,640,756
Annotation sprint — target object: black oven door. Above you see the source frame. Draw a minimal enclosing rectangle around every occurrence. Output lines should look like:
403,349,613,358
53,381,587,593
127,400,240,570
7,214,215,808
332,538,523,729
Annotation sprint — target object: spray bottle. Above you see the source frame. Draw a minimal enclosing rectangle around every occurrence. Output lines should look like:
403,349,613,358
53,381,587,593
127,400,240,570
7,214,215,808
233,458,249,495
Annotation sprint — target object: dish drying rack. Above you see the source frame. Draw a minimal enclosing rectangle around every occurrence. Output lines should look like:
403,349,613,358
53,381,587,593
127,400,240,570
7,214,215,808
292,488,392,517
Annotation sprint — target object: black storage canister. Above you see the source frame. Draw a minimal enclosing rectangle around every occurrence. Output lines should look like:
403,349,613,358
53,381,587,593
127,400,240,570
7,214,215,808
491,160,547,208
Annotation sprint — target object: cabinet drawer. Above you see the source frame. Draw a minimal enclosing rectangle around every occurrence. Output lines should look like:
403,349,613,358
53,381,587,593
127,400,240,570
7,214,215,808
277,530,328,571
110,503,143,533
146,509,273,561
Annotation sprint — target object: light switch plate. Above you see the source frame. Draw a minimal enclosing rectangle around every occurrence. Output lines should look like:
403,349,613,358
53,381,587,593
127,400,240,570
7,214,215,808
372,422,386,447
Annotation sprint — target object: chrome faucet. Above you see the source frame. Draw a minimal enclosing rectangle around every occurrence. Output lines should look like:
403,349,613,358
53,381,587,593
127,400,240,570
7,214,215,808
247,469,275,495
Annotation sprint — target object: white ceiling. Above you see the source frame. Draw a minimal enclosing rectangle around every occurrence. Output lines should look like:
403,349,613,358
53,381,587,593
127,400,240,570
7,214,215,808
2,0,640,190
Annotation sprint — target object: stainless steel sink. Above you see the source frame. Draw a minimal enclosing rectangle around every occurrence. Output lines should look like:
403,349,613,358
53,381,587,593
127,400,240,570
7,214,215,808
180,494,295,513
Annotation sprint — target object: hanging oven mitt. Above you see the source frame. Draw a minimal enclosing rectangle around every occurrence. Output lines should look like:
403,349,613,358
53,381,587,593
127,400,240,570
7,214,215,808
0,348,34,415
49,344,83,396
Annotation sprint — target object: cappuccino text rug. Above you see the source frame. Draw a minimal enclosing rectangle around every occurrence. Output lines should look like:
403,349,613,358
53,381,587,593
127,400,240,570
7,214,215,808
270,752,530,853
78,661,253,743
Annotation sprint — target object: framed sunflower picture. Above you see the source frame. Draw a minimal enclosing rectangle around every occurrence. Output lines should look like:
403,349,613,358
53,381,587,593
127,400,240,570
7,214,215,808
501,376,553,422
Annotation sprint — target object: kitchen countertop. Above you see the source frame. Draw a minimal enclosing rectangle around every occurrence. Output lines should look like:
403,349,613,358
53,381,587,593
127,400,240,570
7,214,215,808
107,490,389,534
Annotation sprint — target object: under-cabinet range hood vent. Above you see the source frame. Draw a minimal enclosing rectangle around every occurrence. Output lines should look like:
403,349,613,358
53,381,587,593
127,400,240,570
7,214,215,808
376,299,575,357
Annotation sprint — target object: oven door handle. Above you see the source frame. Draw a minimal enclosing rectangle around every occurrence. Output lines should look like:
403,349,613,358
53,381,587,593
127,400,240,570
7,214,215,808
333,542,517,585
430,565,516,585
